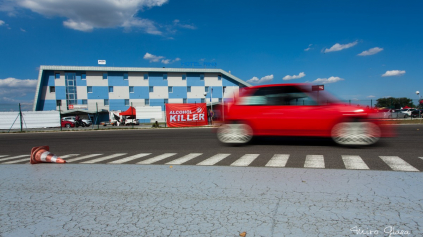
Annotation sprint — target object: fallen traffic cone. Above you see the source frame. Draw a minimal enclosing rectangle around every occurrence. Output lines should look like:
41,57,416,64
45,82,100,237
30,146,66,164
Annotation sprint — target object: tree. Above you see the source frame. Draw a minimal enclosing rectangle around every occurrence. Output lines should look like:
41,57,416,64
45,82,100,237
375,97,415,109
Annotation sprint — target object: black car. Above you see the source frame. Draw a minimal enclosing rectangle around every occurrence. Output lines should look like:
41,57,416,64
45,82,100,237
411,109,423,118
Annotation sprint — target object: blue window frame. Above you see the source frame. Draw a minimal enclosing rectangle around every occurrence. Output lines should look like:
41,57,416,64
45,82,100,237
183,98,187,104
149,86,154,92
168,86,173,93
87,86,93,93
187,86,191,92
56,100,62,106
219,98,222,102
82,99,87,105
164,99,168,104
200,74,204,80
144,74,148,80
104,99,109,105
109,86,113,92
124,73,128,80
103,73,107,79
55,73,60,79
223,86,226,93
201,98,205,103
218,75,221,80
205,86,209,93
182,74,186,80
125,99,129,106
129,86,134,93
49,86,55,93
82,73,86,80
163,74,167,80
145,99,149,105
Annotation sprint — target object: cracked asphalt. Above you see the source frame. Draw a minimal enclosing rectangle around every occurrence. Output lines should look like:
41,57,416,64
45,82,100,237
1,165,422,236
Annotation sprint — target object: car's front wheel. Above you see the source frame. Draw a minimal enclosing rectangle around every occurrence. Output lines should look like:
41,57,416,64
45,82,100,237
217,123,253,144
331,121,381,146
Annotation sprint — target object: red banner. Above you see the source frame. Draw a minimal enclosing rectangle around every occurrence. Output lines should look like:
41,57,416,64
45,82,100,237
166,103,208,127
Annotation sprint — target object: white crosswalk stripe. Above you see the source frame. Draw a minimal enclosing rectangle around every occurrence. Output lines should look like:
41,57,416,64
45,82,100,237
304,155,325,168
379,156,419,172
2,154,79,164
0,155,29,162
136,153,176,165
0,155,8,158
108,153,151,164
265,154,290,167
81,153,127,164
231,154,259,167
342,155,369,170
66,154,103,163
196,154,230,166
166,153,202,165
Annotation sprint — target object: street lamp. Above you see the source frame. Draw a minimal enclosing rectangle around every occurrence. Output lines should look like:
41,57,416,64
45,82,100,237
416,91,421,119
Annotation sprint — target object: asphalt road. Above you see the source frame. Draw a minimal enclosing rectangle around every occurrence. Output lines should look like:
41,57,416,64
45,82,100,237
1,124,423,171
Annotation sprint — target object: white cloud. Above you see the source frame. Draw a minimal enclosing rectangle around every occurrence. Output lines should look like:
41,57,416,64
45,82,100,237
283,72,306,80
20,28,26,32
247,75,273,84
367,95,376,98
0,78,37,106
312,76,344,84
358,47,383,56
0,78,37,88
324,41,358,53
173,19,196,30
143,53,164,62
0,20,4,26
382,70,406,77
304,44,312,51
5,0,168,34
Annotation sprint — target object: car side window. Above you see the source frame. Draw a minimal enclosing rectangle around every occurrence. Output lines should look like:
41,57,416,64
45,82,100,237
239,86,317,106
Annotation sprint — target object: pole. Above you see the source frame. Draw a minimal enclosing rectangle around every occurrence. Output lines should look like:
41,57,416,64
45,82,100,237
59,103,62,131
131,102,134,129
19,103,23,132
164,101,167,128
96,102,99,129
222,88,225,122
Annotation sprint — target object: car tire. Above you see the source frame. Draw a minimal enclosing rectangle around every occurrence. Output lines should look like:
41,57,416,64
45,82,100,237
331,121,381,146
404,114,409,118
65,124,70,128
217,123,253,145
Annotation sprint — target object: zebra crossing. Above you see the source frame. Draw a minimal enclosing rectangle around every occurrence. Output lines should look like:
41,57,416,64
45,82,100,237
0,152,422,172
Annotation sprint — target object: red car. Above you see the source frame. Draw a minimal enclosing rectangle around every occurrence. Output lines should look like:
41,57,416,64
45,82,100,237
216,83,393,146
61,120,75,128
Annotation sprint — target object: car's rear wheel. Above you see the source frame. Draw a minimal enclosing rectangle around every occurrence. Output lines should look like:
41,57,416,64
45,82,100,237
65,124,70,128
217,123,253,144
331,122,381,146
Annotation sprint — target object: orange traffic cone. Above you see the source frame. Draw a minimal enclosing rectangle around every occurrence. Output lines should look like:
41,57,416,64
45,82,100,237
30,146,66,164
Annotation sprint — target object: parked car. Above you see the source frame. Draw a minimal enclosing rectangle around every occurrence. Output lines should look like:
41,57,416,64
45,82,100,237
61,120,75,128
400,108,415,117
81,119,92,126
411,109,423,118
62,116,91,127
216,83,393,146
385,109,408,119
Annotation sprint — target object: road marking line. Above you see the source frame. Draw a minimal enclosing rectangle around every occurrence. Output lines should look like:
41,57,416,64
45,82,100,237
2,154,79,164
265,154,290,167
230,154,259,166
136,153,177,164
342,155,369,170
379,156,419,172
0,155,30,163
108,153,151,164
196,154,230,166
81,153,127,164
66,154,103,163
304,155,325,168
0,155,8,158
166,153,203,165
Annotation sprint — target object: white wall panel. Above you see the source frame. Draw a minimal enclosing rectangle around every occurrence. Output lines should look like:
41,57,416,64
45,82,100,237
187,86,206,98
149,86,168,99
0,111,60,129
168,73,187,86
128,72,149,86
86,71,108,86
56,100,67,111
204,73,223,87
88,99,108,111
109,86,130,99
54,71,65,86
224,86,239,98
168,98,183,103
77,86,87,99
128,99,146,107
43,86,56,100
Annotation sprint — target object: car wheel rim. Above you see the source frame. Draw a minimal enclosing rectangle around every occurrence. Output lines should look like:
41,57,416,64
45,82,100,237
217,124,253,144
331,122,380,145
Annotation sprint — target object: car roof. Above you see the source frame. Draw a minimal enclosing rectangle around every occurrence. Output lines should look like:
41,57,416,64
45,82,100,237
245,83,311,90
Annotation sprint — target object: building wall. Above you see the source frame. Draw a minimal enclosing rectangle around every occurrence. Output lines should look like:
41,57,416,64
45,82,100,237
36,69,243,112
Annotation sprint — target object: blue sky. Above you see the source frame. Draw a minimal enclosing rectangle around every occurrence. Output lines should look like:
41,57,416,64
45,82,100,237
0,0,422,107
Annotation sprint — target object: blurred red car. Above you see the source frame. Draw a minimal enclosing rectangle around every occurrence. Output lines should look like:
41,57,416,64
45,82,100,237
61,120,75,128
216,83,393,146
